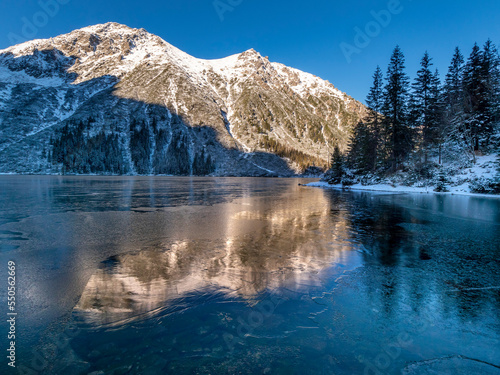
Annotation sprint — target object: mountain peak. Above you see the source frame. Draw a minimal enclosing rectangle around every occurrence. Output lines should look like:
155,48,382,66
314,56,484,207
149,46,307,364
82,21,133,30
78,22,148,37
240,48,262,58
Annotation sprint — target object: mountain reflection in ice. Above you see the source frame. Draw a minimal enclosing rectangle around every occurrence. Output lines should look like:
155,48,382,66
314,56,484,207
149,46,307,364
75,188,358,325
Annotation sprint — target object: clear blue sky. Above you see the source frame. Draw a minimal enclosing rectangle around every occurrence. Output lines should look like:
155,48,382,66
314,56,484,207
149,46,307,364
1,0,499,103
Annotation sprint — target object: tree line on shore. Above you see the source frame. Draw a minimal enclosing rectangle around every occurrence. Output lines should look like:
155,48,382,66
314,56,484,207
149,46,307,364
326,40,500,193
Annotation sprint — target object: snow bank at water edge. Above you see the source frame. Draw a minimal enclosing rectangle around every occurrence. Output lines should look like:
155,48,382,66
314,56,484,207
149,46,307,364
305,181,500,199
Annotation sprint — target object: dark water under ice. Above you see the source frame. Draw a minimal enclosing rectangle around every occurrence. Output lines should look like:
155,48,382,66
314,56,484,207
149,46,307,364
0,176,499,374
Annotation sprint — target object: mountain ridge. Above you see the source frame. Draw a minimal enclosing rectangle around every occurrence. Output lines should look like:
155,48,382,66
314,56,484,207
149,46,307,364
0,22,367,176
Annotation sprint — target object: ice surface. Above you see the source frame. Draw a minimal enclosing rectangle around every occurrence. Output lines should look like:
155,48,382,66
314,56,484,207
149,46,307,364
1,176,499,374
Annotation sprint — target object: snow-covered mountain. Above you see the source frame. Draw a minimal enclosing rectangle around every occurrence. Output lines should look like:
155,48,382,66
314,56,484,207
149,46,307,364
0,22,366,176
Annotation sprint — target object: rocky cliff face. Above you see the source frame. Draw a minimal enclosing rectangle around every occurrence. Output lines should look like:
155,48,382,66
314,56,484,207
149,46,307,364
0,22,367,176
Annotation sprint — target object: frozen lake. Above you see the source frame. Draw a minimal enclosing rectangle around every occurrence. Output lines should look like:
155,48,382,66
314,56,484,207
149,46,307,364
0,176,499,374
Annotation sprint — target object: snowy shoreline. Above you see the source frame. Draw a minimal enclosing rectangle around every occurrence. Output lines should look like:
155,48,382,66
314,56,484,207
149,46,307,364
306,180,500,199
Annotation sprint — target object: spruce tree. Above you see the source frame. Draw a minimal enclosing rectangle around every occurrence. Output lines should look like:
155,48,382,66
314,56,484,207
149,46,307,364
327,145,344,184
347,120,372,173
429,69,445,163
409,52,442,163
366,66,384,120
348,66,384,173
444,47,465,140
463,43,485,154
481,39,500,142
445,47,465,106
382,46,412,170
365,65,384,169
